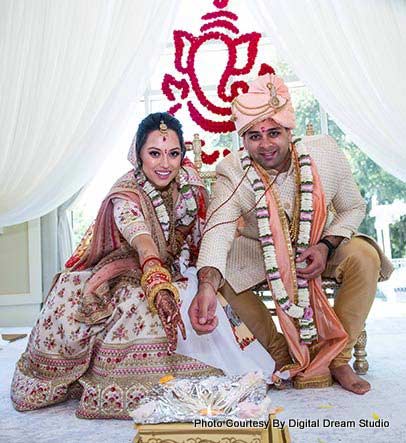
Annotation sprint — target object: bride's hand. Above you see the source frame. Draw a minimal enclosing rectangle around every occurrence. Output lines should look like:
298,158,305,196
155,289,186,353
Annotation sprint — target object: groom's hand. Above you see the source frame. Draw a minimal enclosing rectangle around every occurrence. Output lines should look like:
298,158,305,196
188,283,219,335
296,244,329,279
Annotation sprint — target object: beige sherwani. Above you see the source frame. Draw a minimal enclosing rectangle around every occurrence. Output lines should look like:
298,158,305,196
197,135,393,367
198,134,392,292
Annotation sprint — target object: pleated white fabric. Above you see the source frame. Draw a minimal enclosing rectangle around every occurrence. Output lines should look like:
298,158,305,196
0,0,176,227
177,267,275,379
250,0,406,181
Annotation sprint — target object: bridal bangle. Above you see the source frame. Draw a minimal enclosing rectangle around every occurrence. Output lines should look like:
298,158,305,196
141,264,179,314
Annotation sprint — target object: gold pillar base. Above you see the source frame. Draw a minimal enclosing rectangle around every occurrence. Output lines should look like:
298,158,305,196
134,414,290,443
353,328,369,375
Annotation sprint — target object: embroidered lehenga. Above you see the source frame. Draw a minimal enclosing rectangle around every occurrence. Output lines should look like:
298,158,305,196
11,162,275,419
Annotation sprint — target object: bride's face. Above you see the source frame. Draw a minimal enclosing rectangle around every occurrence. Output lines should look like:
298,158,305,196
139,129,182,190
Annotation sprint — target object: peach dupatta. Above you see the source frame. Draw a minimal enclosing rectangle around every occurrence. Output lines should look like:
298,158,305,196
256,159,348,388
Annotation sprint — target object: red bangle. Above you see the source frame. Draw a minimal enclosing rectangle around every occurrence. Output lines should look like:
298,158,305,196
146,274,170,287
141,256,163,272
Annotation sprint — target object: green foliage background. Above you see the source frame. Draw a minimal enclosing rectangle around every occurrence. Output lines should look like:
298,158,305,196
285,61,405,258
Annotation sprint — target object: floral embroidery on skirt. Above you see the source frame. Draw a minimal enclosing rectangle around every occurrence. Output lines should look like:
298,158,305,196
10,271,220,419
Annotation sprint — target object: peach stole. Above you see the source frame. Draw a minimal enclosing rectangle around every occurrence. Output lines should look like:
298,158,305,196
256,161,348,382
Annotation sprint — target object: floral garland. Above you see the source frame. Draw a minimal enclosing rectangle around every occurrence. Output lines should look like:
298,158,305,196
134,169,197,241
241,144,318,344
178,170,198,226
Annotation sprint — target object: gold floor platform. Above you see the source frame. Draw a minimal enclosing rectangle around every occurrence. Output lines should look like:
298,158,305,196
134,414,290,443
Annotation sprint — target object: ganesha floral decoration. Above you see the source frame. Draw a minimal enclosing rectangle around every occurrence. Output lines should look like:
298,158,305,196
162,0,275,139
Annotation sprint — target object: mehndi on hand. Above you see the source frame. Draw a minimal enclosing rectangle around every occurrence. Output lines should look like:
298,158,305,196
155,289,186,353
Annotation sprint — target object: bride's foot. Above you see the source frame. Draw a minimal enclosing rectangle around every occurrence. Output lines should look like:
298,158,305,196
331,364,371,395
269,365,292,390
269,375,290,390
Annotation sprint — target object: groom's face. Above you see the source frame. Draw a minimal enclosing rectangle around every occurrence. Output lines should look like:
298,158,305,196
243,118,291,172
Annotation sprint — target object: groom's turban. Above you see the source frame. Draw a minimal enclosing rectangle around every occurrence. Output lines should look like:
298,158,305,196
231,73,296,136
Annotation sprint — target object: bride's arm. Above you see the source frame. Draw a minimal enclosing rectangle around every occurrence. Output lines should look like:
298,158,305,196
112,198,161,269
113,197,185,351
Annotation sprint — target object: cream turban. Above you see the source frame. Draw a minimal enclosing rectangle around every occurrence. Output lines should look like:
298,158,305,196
231,73,296,136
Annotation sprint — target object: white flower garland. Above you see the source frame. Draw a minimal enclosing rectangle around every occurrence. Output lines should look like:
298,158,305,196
134,168,197,241
178,169,198,226
241,143,318,344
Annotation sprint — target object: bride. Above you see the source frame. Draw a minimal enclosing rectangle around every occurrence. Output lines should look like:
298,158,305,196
11,112,275,419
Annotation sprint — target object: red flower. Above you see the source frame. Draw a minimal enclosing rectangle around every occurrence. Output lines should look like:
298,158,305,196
201,150,219,165
161,3,266,134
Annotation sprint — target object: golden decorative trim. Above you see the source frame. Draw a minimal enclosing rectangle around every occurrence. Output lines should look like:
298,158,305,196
31,345,90,360
93,336,169,349
293,373,333,389
233,98,276,114
279,363,301,374
199,171,217,180
134,413,291,443
140,265,173,313
232,83,285,114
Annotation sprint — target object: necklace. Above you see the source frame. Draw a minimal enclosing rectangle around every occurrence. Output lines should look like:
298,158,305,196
134,169,197,242
254,149,299,246
288,145,301,247
160,182,174,212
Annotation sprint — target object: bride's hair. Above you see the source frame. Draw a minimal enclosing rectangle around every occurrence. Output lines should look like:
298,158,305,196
135,112,186,166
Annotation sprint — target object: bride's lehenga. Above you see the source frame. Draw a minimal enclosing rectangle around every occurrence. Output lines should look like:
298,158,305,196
11,166,275,419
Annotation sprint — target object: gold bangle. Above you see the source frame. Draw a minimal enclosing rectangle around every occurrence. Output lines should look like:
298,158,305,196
141,265,171,291
147,282,180,315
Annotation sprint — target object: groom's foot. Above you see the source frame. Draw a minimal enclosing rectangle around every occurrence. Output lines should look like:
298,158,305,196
331,364,371,394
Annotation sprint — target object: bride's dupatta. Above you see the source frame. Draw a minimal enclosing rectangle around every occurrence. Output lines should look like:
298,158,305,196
256,159,348,388
61,163,207,325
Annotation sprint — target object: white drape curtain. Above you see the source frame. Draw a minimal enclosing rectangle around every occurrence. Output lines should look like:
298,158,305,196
250,0,406,182
40,190,79,296
40,210,59,296
57,190,82,267
0,0,177,227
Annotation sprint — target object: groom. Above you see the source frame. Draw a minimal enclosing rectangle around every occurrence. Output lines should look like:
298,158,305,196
189,73,392,394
